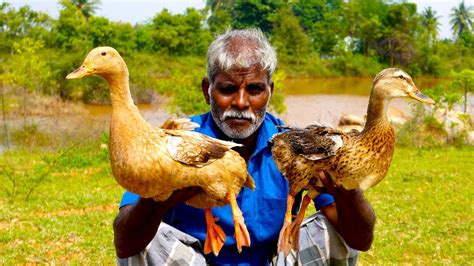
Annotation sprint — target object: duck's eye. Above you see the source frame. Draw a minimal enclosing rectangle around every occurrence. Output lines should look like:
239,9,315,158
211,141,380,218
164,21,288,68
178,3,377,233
101,51,107,56
398,75,404,79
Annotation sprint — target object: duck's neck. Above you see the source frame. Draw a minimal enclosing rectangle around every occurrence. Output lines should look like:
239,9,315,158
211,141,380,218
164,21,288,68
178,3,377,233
103,69,135,110
364,86,391,129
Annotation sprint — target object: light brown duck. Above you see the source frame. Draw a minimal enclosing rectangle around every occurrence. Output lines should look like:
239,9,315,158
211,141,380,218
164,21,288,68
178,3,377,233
66,46,255,256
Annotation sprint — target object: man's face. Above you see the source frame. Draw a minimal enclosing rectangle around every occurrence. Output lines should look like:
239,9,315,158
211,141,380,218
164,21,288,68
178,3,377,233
204,65,273,139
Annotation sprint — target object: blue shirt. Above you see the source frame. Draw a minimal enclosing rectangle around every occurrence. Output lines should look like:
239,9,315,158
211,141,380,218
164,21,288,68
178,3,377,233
119,112,334,265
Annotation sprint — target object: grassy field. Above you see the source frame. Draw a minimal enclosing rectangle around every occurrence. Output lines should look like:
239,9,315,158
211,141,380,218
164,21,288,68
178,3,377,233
360,147,474,264
0,145,473,264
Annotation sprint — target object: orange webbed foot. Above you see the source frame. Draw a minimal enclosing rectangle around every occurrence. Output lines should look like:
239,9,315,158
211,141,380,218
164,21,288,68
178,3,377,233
203,208,226,256
289,194,313,252
277,194,295,256
233,211,251,253
226,190,251,253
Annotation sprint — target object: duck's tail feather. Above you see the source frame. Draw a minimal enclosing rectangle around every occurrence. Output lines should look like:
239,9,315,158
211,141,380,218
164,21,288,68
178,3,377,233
244,173,255,190
161,117,200,131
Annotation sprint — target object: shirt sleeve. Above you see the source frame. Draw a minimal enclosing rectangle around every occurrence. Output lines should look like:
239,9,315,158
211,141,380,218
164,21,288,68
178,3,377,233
119,191,140,208
313,193,335,210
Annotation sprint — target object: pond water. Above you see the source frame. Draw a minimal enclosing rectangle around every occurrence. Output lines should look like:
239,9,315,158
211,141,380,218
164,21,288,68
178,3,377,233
283,77,448,95
82,77,447,115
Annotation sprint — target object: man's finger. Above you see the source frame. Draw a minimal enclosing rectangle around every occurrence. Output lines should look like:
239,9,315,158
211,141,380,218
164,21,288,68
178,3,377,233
170,186,201,203
319,171,338,195
319,171,332,187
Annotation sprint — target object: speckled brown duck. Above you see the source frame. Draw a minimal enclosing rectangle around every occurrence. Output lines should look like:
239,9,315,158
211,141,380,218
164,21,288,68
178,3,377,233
270,68,435,255
66,47,255,256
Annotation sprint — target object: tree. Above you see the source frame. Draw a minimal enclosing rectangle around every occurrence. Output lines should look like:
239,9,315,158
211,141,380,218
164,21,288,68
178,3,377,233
421,7,440,46
0,38,55,123
271,7,311,65
150,8,212,55
346,0,388,56
87,16,137,54
60,0,101,23
206,0,233,34
450,1,473,38
451,69,474,113
292,0,345,56
52,2,91,50
0,3,51,52
230,1,282,32
373,2,419,67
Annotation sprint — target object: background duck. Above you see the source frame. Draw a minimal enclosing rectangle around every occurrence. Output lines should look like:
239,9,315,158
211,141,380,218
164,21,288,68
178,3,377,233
66,46,255,256
270,68,435,255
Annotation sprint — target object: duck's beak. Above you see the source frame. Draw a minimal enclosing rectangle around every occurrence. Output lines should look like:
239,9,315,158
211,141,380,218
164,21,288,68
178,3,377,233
66,65,94,79
408,87,435,104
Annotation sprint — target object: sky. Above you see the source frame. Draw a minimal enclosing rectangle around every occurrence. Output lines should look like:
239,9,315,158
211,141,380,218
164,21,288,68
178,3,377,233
5,0,474,40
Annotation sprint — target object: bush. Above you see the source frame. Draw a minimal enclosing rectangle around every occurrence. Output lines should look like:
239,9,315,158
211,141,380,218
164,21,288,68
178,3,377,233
396,103,446,147
330,53,383,76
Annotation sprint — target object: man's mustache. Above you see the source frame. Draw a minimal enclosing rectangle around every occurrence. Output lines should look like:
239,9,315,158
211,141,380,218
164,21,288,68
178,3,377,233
221,109,256,122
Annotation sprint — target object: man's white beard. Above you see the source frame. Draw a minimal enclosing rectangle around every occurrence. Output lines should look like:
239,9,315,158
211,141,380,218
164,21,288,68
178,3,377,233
210,99,267,139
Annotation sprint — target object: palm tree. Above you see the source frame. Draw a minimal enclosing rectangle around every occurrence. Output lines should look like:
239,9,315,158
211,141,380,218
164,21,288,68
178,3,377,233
60,0,101,22
421,7,440,44
449,1,473,38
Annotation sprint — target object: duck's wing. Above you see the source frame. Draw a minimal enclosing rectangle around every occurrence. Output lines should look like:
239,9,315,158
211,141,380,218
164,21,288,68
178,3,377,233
164,130,242,167
286,126,344,161
160,117,200,130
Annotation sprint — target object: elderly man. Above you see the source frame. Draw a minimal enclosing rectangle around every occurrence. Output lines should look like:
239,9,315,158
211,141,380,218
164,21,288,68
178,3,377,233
114,29,375,265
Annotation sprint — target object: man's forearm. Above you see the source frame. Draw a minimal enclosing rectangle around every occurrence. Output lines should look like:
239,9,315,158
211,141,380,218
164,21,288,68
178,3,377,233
333,190,375,251
113,198,170,258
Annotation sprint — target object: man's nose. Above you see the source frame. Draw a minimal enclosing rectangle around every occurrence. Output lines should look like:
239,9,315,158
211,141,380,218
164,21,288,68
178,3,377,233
232,87,250,110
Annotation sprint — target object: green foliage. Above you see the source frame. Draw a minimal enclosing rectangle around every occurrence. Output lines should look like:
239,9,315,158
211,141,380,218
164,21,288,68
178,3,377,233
60,0,101,22
450,1,474,39
331,52,383,76
52,2,91,51
451,69,474,113
396,103,446,147
293,0,345,55
271,6,311,65
12,123,50,147
0,38,55,94
0,0,473,111
421,7,441,45
86,17,137,54
396,75,472,147
0,3,52,52
230,1,282,32
162,74,209,115
148,8,213,55
269,70,287,115
206,0,233,34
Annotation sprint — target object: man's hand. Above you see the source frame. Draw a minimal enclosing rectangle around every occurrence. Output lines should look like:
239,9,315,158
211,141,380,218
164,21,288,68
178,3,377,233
114,186,201,258
318,171,360,201
153,186,202,211
317,171,375,251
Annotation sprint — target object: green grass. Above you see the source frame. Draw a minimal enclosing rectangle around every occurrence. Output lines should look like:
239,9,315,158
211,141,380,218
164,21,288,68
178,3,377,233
360,147,474,264
0,146,472,263
0,145,123,264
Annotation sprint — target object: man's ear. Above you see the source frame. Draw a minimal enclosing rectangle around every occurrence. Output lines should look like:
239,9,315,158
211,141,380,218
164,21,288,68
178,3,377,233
201,77,211,104
270,80,274,95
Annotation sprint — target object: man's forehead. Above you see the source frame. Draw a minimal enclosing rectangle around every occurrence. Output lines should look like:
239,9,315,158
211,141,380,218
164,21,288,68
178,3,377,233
214,65,268,80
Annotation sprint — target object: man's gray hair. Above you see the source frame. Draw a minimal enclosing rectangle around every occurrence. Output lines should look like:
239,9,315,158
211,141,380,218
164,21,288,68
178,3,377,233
206,28,277,83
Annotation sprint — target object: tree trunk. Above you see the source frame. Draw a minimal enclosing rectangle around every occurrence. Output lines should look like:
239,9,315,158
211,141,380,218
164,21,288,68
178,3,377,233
464,89,467,113
1,83,10,149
